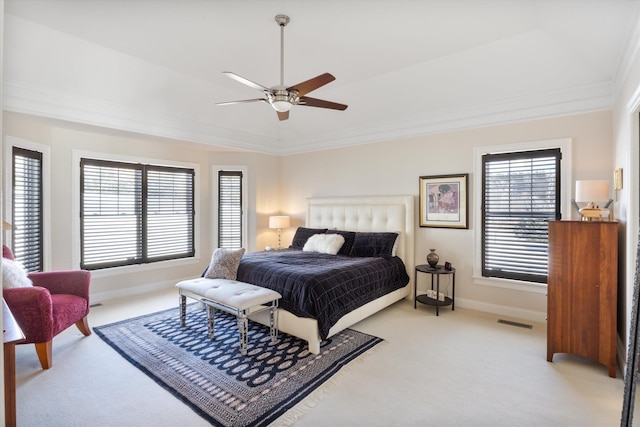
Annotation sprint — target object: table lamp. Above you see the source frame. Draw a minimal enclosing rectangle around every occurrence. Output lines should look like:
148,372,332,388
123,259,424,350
269,215,290,249
575,180,610,221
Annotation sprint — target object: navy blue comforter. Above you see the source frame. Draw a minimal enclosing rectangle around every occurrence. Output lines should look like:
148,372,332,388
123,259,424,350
236,249,409,339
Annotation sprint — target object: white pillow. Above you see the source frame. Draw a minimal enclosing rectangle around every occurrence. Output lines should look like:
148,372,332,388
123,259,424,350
303,233,345,255
2,258,33,288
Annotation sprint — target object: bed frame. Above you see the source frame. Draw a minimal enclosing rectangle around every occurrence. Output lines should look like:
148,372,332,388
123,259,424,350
251,195,415,354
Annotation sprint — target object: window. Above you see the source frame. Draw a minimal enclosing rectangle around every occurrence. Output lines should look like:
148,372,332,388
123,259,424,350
217,170,243,248
12,147,44,272
80,158,194,270
482,148,561,283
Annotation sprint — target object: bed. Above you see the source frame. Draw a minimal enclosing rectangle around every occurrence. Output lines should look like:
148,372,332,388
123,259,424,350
242,195,415,354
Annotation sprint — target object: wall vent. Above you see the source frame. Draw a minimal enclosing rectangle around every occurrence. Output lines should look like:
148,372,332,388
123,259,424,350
498,319,533,329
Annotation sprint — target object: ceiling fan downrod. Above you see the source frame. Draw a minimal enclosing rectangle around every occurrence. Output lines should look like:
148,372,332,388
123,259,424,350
275,14,289,87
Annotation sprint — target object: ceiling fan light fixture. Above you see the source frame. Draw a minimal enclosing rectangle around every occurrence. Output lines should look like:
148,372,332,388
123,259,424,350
272,100,293,112
269,87,298,112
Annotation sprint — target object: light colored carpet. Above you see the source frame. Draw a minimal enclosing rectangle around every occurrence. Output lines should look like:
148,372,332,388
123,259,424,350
15,287,624,426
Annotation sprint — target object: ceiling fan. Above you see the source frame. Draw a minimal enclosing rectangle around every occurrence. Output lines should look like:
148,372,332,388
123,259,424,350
216,14,348,121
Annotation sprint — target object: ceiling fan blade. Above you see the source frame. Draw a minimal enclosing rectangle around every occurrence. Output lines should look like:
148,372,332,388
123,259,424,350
277,111,289,121
288,73,335,97
216,98,268,106
299,96,348,111
222,72,269,91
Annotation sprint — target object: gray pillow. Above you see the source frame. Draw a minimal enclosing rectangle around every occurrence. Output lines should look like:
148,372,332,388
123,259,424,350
326,229,356,255
350,232,399,258
204,248,246,280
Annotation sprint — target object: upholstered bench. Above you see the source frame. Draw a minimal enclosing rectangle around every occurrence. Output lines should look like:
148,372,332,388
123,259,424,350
176,277,281,355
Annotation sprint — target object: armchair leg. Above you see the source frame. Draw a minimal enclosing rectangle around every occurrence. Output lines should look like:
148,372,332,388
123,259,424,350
35,341,52,370
75,316,91,336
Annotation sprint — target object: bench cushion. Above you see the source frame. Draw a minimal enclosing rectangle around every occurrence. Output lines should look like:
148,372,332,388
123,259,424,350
176,278,281,311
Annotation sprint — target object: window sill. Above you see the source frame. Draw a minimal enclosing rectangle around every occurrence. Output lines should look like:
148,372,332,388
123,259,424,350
87,256,203,279
473,275,547,294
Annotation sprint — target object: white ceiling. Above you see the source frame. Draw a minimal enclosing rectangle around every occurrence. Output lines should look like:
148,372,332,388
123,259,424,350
4,0,640,154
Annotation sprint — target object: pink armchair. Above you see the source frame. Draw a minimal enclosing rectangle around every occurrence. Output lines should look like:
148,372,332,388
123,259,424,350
2,245,91,369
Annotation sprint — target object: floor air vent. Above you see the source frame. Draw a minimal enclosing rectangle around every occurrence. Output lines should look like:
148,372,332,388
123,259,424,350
498,319,533,329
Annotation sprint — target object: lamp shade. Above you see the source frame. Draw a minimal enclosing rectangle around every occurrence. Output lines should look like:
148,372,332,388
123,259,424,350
269,215,290,229
575,180,610,203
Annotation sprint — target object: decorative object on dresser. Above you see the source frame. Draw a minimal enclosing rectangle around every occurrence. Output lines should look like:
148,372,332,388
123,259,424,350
419,174,469,228
547,220,618,377
269,215,290,250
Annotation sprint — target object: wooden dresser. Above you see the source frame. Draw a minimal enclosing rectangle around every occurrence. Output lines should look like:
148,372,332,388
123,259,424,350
547,220,618,377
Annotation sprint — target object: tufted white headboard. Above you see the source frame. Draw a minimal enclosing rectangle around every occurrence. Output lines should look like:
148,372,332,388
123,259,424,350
306,195,415,283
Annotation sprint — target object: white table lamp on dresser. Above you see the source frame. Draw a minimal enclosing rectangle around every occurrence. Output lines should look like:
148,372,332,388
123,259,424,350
575,180,611,221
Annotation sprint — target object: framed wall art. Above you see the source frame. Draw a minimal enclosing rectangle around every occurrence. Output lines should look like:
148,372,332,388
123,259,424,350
419,173,469,228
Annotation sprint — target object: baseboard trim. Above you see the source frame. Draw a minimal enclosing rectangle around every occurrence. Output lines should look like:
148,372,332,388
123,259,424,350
93,285,549,323
91,279,186,304
454,297,547,324
618,333,628,380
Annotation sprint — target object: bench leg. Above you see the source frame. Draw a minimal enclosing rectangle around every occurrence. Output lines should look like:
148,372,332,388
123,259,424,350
238,312,248,356
270,302,278,344
179,295,187,326
207,305,215,339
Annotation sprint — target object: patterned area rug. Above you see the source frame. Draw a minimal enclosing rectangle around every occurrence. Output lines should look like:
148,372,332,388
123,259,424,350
94,305,382,426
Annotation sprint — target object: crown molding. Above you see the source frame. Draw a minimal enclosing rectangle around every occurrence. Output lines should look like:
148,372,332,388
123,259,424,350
275,81,613,155
4,79,612,156
3,82,280,154
613,6,640,99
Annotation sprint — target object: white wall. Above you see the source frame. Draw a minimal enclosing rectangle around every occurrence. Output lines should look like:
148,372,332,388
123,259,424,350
612,23,640,358
280,110,613,320
2,111,281,302
2,108,618,323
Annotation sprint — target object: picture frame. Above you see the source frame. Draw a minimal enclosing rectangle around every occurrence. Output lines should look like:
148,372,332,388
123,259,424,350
419,173,469,228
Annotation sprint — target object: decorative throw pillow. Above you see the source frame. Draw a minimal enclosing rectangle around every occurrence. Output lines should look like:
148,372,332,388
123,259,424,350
351,232,399,258
2,258,33,288
303,233,345,255
325,229,356,255
290,227,328,249
391,232,401,257
204,248,246,280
